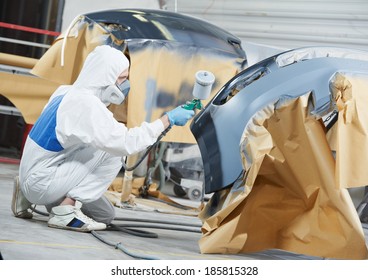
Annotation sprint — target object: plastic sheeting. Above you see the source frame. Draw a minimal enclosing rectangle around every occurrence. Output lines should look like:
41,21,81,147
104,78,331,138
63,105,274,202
199,73,368,259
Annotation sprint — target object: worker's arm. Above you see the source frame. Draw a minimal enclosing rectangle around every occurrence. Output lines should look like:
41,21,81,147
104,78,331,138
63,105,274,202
159,114,170,129
56,96,193,157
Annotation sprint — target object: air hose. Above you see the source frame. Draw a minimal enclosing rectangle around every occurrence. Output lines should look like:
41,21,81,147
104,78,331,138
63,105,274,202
29,205,202,260
30,205,199,234
29,205,49,216
110,222,201,233
108,223,158,238
113,216,202,228
91,230,160,260
122,126,171,172
144,141,167,190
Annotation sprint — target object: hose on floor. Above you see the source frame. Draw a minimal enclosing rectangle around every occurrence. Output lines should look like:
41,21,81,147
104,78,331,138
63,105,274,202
29,204,201,260
30,205,202,230
113,216,202,228
110,222,201,233
29,205,161,259
108,223,158,238
91,230,160,260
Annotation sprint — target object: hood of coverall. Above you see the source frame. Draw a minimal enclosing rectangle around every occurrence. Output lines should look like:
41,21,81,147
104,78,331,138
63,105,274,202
73,45,130,102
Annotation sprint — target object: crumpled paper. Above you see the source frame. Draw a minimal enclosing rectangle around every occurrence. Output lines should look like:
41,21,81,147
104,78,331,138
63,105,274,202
199,73,368,259
327,73,368,188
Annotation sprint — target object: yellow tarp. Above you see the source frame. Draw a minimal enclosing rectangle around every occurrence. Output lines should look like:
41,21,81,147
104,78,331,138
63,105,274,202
199,73,368,259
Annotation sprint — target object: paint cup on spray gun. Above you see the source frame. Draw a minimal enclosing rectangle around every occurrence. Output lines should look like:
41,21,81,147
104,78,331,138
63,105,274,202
182,70,215,110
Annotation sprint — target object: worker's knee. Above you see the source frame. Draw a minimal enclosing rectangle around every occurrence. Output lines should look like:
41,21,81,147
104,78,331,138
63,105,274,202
81,196,116,225
95,203,115,224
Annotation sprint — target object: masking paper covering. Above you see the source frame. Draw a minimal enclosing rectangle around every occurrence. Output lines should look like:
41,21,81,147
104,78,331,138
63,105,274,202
31,16,113,85
0,53,59,124
30,16,245,143
0,52,38,69
0,72,58,124
199,73,368,259
327,73,368,188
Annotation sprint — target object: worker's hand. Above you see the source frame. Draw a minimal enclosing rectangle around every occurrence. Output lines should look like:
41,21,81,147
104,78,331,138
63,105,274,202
166,105,195,126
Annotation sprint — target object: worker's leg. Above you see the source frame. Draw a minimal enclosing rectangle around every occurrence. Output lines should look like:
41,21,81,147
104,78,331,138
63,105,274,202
80,196,116,224
36,146,122,205
11,176,33,219
65,150,123,203
43,146,122,231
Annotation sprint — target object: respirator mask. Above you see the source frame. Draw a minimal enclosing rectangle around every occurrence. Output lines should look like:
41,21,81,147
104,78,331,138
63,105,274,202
101,79,130,105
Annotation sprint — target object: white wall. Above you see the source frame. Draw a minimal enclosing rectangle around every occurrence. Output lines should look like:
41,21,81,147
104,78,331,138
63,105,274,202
164,0,368,64
62,0,160,31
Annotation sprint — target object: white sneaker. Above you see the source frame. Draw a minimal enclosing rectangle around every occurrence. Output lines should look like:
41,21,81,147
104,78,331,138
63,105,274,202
48,204,106,232
11,176,33,219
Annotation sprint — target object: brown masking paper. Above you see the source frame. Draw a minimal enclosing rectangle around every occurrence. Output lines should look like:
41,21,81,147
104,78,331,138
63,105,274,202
31,16,112,85
327,73,368,188
0,71,58,124
0,52,59,124
199,84,368,259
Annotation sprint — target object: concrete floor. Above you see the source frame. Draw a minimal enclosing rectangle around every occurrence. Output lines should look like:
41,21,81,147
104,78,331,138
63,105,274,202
1,162,367,260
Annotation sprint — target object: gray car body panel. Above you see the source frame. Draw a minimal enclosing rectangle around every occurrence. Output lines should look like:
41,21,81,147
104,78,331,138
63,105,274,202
84,9,246,59
191,47,368,193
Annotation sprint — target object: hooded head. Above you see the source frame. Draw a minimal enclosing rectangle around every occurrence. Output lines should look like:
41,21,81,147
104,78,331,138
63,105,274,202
73,45,130,106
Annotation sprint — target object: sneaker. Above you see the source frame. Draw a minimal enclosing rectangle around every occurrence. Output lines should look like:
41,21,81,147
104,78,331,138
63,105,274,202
48,204,106,232
11,176,33,219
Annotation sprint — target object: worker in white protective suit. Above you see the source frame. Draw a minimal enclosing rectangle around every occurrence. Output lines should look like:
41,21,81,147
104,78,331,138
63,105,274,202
11,45,195,232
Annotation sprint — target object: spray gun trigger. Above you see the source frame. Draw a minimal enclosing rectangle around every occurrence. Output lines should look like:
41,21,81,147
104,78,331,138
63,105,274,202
182,99,202,110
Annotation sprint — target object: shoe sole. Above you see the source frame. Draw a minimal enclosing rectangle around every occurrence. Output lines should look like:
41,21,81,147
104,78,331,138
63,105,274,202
48,223,91,232
48,223,106,232
11,176,33,219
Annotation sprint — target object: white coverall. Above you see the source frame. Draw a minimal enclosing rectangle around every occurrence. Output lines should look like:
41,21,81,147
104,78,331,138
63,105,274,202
19,45,165,224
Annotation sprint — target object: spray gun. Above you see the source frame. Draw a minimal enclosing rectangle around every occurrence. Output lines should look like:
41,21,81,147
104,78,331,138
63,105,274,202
182,70,215,111
122,70,215,172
